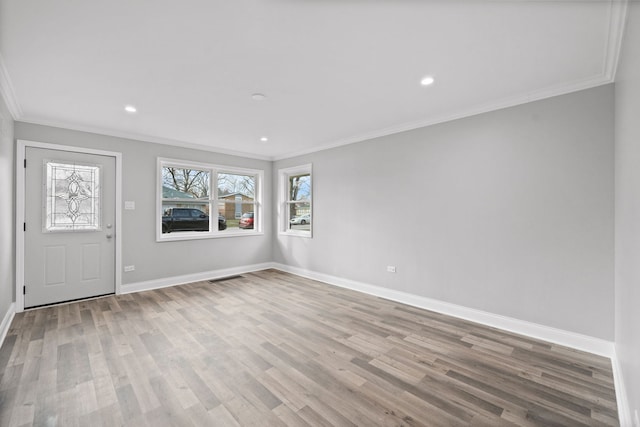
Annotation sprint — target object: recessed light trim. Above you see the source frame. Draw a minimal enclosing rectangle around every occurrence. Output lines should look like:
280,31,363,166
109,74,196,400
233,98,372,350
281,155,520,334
124,105,137,113
251,93,267,101
420,76,435,86
260,137,269,143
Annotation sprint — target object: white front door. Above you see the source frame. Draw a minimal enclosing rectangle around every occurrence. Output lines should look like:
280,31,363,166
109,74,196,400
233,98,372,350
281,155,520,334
24,147,116,308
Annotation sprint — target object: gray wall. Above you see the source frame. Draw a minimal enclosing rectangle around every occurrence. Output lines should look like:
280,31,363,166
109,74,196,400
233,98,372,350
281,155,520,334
0,95,15,321
8,86,617,343
274,85,615,340
14,123,273,285
614,0,640,419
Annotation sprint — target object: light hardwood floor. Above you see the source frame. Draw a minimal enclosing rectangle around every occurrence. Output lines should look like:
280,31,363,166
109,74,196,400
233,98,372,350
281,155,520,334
0,270,618,426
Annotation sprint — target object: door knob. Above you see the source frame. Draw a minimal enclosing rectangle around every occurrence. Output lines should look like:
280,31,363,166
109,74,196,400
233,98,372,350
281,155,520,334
106,234,113,239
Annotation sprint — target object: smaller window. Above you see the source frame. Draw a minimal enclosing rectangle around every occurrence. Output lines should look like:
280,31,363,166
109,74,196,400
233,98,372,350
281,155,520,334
279,164,312,237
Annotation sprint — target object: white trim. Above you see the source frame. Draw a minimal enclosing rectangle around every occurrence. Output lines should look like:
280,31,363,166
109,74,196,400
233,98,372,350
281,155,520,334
273,76,612,161
0,303,16,349
271,263,615,358
120,262,273,294
2,2,626,163
278,164,313,238
0,53,22,120
605,0,629,81
272,8,629,163
17,117,271,161
157,157,264,242
611,349,633,427
15,140,123,312
17,77,614,164
158,231,266,242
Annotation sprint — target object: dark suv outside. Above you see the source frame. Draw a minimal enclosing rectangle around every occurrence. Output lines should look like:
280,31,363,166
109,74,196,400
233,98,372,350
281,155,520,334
162,208,227,233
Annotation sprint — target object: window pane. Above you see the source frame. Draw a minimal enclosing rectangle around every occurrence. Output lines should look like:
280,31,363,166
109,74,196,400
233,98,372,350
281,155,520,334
288,202,311,231
217,173,257,232
45,161,100,232
280,165,311,236
162,167,210,199
161,203,211,233
289,174,311,202
158,161,262,240
218,173,256,198
238,209,255,230
217,200,254,231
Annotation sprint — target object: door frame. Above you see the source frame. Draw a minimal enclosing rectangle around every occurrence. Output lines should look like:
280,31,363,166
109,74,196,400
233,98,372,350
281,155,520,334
15,139,123,312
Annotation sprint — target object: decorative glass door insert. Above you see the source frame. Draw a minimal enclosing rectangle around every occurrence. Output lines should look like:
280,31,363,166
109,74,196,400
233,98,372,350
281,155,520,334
44,161,101,232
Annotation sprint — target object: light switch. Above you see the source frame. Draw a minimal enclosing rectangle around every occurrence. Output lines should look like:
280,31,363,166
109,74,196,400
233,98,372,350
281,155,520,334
124,201,135,210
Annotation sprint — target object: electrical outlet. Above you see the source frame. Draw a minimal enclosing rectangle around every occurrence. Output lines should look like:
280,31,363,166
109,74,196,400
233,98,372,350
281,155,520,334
124,265,135,272
386,266,396,273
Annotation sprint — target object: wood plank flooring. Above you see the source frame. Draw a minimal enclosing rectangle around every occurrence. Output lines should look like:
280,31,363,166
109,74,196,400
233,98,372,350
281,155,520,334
0,269,618,426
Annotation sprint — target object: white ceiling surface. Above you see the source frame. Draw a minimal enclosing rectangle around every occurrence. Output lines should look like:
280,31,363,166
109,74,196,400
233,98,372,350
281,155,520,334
0,1,626,160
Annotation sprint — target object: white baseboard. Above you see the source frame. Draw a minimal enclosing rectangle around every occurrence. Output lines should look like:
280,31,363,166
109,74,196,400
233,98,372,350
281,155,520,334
611,349,633,427
271,263,615,358
15,262,626,422
121,261,615,359
120,262,274,294
119,262,623,420
0,302,16,349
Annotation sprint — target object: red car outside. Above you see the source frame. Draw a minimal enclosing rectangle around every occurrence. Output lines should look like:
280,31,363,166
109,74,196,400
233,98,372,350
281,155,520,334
239,212,254,229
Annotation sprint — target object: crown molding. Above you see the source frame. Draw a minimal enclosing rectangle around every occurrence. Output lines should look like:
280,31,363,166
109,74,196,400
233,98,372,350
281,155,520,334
6,0,628,163
15,73,615,164
604,0,629,81
17,117,273,161
0,53,23,119
269,0,630,162
273,74,612,161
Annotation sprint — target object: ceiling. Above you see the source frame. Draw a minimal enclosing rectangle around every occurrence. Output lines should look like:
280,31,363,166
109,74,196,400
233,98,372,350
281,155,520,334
0,0,627,160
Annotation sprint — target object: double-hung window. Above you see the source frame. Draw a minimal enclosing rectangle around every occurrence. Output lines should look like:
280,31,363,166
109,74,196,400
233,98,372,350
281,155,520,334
279,164,312,237
158,158,263,241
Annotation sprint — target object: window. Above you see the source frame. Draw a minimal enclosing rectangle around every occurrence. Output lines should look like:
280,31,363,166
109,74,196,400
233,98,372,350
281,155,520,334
45,161,101,232
158,158,263,241
279,164,312,237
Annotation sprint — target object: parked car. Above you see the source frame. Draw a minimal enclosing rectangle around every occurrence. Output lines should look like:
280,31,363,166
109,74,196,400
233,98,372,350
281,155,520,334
289,214,311,225
218,214,227,230
239,212,254,229
162,208,227,233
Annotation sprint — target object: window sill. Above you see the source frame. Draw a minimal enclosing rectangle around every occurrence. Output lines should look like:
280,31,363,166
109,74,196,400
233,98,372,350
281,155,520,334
279,230,312,238
157,230,264,242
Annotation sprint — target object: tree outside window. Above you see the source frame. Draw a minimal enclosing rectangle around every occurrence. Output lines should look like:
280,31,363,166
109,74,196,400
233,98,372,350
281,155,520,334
280,164,312,237
158,159,263,241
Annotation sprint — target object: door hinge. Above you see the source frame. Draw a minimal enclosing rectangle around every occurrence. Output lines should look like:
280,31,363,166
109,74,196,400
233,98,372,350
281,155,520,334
23,222,26,232
23,286,26,295
23,159,26,168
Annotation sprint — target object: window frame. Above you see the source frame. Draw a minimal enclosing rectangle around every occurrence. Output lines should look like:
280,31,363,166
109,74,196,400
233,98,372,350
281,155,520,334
157,158,263,242
278,164,312,238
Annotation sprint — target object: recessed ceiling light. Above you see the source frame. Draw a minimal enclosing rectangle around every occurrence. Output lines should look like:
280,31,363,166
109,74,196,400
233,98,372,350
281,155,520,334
251,93,267,101
420,76,435,86
260,137,269,143
124,105,137,113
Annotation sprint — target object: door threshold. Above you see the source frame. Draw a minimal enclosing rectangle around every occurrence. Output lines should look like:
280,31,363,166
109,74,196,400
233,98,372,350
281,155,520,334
25,292,115,311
